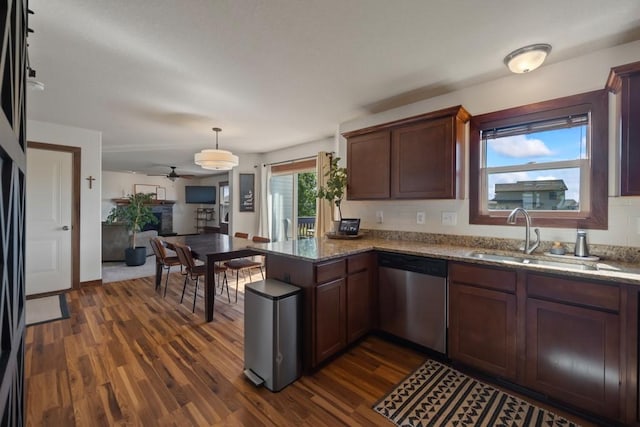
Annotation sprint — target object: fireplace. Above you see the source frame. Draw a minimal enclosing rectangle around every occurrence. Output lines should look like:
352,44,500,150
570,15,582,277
112,198,175,236
150,205,174,236
143,213,162,232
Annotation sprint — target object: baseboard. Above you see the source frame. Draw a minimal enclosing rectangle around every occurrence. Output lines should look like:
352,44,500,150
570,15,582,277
81,279,102,287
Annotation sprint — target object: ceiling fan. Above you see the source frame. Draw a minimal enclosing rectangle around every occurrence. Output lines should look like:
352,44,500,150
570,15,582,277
148,166,194,181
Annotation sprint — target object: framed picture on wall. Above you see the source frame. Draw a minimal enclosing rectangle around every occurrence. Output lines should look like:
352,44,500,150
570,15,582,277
134,184,157,197
156,187,166,200
239,173,254,212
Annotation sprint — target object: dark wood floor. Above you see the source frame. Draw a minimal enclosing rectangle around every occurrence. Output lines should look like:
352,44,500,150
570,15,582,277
25,272,596,426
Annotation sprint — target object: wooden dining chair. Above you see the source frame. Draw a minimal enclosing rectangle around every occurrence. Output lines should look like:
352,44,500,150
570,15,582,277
173,242,227,313
223,235,269,303
150,237,182,297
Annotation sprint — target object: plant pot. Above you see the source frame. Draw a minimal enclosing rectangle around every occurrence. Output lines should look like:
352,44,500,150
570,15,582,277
125,246,147,266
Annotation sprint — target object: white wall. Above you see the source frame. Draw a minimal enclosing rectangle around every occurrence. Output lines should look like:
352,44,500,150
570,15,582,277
27,120,103,283
338,40,640,248
229,153,262,236
197,172,231,228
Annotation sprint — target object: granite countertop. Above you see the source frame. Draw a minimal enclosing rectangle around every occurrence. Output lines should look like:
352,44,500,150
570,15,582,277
251,235,640,286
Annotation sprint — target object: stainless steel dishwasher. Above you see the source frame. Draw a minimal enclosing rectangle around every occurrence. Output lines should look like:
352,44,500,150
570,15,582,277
378,252,447,354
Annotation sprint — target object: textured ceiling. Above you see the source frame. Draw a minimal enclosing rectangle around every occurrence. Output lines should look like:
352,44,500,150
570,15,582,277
26,0,640,177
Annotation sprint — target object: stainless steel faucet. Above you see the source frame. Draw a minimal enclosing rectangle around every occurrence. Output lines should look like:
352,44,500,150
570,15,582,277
507,207,540,254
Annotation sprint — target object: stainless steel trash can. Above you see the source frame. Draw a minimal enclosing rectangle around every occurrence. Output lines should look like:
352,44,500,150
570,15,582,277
244,279,301,392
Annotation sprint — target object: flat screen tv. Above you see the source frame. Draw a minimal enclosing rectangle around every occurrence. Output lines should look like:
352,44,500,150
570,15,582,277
185,186,216,204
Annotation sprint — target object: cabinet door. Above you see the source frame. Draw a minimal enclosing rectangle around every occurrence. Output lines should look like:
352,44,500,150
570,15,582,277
391,116,455,199
315,279,346,365
525,298,620,419
346,269,370,344
346,130,390,199
621,72,640,195
449,282,517,380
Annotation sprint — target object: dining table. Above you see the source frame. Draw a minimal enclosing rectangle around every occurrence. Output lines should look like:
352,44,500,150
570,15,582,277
160,233,260,322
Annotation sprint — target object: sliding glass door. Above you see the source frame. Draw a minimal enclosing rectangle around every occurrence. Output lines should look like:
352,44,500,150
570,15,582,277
270,170,316,242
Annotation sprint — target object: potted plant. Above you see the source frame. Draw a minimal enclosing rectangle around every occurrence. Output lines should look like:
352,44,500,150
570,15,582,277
316,156,348,231
106,192,158,266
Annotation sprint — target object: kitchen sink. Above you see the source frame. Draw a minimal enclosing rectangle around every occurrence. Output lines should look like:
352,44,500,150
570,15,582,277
468,251,598,271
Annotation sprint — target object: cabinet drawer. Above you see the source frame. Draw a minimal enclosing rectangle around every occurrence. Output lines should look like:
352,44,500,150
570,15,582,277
347,253,369,273
527,274,620,312
316,259,346,283
449,262,516,293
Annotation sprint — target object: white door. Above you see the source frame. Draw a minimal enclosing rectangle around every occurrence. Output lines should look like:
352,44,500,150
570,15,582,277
26,148,73,295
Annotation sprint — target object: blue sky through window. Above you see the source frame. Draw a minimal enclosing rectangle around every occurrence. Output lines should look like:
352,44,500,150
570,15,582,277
486,126,586,204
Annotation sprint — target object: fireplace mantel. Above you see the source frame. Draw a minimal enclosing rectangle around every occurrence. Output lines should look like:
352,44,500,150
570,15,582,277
112,198,175,205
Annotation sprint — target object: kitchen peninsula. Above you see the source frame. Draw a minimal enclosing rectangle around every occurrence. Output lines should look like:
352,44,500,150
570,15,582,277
252,233,640,425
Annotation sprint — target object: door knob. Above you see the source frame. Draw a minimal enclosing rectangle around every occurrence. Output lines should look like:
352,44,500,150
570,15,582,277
62,225,70,230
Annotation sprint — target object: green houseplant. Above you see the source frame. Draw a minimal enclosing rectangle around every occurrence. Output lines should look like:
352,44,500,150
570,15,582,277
316,156,348,221
106,192,158,266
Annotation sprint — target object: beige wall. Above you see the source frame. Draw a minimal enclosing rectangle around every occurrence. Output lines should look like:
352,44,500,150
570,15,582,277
338,39,640,248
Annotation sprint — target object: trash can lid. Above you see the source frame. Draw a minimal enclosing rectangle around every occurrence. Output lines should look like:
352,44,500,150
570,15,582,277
245,279,300,300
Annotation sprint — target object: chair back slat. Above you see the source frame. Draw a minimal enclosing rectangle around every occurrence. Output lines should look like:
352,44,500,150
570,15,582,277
151,237,168,260
173,242,196,271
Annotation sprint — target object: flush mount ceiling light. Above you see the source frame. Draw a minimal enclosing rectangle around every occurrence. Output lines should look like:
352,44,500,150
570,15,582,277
194,127,239,171
504,43,552,74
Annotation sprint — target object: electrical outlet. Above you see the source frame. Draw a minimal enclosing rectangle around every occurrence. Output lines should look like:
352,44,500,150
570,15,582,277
376,211,383,224
441,211,457,226
417,211,425,224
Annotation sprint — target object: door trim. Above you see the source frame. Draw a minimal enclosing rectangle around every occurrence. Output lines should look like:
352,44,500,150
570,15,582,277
27,141,81,291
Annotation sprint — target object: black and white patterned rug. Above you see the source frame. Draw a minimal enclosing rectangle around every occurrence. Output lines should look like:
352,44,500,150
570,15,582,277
374,359,580,427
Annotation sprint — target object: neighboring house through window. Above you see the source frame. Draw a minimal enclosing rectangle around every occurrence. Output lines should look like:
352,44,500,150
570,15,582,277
469,90,608,229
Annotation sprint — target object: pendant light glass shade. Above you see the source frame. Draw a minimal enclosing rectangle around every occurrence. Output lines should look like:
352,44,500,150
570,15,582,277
194,127,239,170
504,44,551,74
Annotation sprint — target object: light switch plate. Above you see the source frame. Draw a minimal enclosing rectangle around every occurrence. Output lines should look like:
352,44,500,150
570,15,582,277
417,211,425,224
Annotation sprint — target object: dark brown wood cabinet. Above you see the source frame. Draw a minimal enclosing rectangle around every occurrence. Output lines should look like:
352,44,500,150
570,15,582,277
346,254,372,343
525,273,621,420
266,252,373,371
607,61,640,196
347,130,391,199
449,262,630,422
343,105,469,200
315,279,347,363
392,116,456,198
449,262,518,380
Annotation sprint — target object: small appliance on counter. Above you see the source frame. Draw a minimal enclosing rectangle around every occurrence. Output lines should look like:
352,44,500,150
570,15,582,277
575,230,589,257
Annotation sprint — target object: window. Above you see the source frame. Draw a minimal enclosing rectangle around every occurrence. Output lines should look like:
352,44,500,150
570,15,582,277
270,159,317,241
469,90,608,229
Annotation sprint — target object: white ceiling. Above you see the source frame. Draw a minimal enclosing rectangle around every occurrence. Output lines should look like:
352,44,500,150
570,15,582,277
26,0,640,177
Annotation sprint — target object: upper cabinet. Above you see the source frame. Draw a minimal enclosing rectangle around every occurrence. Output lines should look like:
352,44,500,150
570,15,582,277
343,105,470,200
607,61,640,196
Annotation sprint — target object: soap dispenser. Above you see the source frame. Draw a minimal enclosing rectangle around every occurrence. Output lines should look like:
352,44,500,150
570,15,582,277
575,230,589,257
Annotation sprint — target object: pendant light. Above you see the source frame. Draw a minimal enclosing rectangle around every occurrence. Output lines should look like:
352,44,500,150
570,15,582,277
194,127,239,171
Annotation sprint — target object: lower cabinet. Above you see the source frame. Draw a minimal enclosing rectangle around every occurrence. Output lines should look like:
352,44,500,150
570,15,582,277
449,263,517,380
266,251,373,370
525,274,621,420
315,279,347,364
314,253,372,365
449,263,627,422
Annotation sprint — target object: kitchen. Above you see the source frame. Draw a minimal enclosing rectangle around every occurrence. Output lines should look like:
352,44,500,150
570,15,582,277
17,2,640,426
245,56,640,426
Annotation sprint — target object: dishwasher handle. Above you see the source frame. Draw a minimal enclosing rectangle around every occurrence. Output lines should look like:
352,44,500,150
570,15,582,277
378,252,447,277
